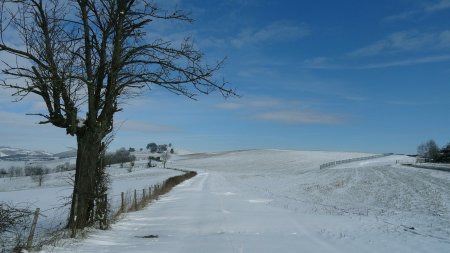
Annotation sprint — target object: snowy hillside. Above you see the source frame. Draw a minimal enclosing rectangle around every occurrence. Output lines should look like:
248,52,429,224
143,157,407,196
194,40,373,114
0,146,53,157
0,146,54,161
34,149,450,253
0,156,184,252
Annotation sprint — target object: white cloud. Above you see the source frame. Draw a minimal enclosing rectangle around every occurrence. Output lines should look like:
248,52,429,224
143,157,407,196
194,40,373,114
247,98,280,108
357,54,450,69
255,111,343,124
215,102,243,110
383,10,418,22
384,0,450,22
117,120,178,133
216,96,343,125
302,57,344,69
303,29,450,69
231,21,309,48
0,111,73,152
303,57,330,66
348,30,442,57
0,87,14,103
216,97,281,110
439,30,450,47
0,111,37,127
303,54,450,70
425,0,450,13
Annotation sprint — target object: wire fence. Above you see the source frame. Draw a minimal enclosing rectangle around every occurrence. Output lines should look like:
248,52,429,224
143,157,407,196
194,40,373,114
319,153,393,169
1,168,197,253
107,169,197,222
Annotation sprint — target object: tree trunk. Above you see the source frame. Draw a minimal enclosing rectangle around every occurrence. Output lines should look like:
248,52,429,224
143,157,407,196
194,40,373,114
68,130,102,229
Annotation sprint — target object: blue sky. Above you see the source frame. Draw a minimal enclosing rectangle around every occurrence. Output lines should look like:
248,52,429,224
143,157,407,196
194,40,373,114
1,0,449,154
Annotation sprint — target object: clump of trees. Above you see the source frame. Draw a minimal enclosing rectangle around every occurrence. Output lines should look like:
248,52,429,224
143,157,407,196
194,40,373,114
440,143,450,163
417,140,450,163
24,165,49,177
8,166,24,178
104,148,136,167
0,163,74,179
146,143,173,154
146,143,158,153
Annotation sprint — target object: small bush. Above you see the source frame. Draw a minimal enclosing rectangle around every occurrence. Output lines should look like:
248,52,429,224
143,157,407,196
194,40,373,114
0,203,33,252
55,162,75,172
0,168,7,178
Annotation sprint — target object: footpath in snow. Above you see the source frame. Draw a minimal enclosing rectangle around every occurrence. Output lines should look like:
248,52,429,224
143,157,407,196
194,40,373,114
44,172,367,253
37,150,450,253
42,150,450,253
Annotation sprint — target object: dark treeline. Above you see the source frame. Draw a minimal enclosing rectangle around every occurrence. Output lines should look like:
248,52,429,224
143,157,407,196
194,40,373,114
104,148,136,166
417,140,450,163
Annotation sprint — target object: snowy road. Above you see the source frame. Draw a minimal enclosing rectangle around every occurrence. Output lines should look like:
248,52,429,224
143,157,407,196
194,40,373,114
47,172,368,253
42,150,450,253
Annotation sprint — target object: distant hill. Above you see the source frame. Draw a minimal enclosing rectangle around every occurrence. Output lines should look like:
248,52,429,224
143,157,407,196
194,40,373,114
0,146,54,161
53,150,77,159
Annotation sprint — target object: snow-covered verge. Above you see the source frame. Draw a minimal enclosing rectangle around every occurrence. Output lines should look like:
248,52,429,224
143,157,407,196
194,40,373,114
33,149,450,253
404,162,450,172
0,158,183,252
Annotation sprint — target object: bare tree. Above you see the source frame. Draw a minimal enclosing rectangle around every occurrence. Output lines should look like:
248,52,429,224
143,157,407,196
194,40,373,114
417,139,440,162
30,166,49,187
0,0,235,230
161,150,170,168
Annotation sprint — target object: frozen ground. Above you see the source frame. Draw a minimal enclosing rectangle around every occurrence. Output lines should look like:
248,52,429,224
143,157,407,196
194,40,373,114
0,158,183,246
37,149,450,253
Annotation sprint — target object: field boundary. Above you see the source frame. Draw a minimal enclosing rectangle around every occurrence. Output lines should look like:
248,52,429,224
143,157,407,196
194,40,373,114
319,153,393,169
401,163,450,173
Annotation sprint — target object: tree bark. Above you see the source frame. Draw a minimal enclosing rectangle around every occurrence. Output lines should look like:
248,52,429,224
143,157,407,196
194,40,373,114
68,129,103,229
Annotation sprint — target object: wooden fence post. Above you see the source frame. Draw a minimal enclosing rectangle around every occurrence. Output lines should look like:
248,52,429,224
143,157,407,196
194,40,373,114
134,189,137,211
121,192,125,212
26,208,40,249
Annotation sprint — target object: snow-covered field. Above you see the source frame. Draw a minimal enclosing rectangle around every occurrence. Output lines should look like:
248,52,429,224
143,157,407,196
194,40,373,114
0,157,183,250
30,149,450,253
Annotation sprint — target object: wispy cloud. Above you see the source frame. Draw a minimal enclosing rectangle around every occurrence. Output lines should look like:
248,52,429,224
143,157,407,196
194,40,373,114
425,0,450,12
118,120,178,133
357,54,450,69
347,30,449,57
0,111,37,127
302,57,343,69
231,21,309,48
215,102,243,110
302,29,450,70
303,54,450,70
255,111,343,124
384,0,450,22
215,97,281,110
216,96,343,125
0,111,73,152
384,10,418,23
